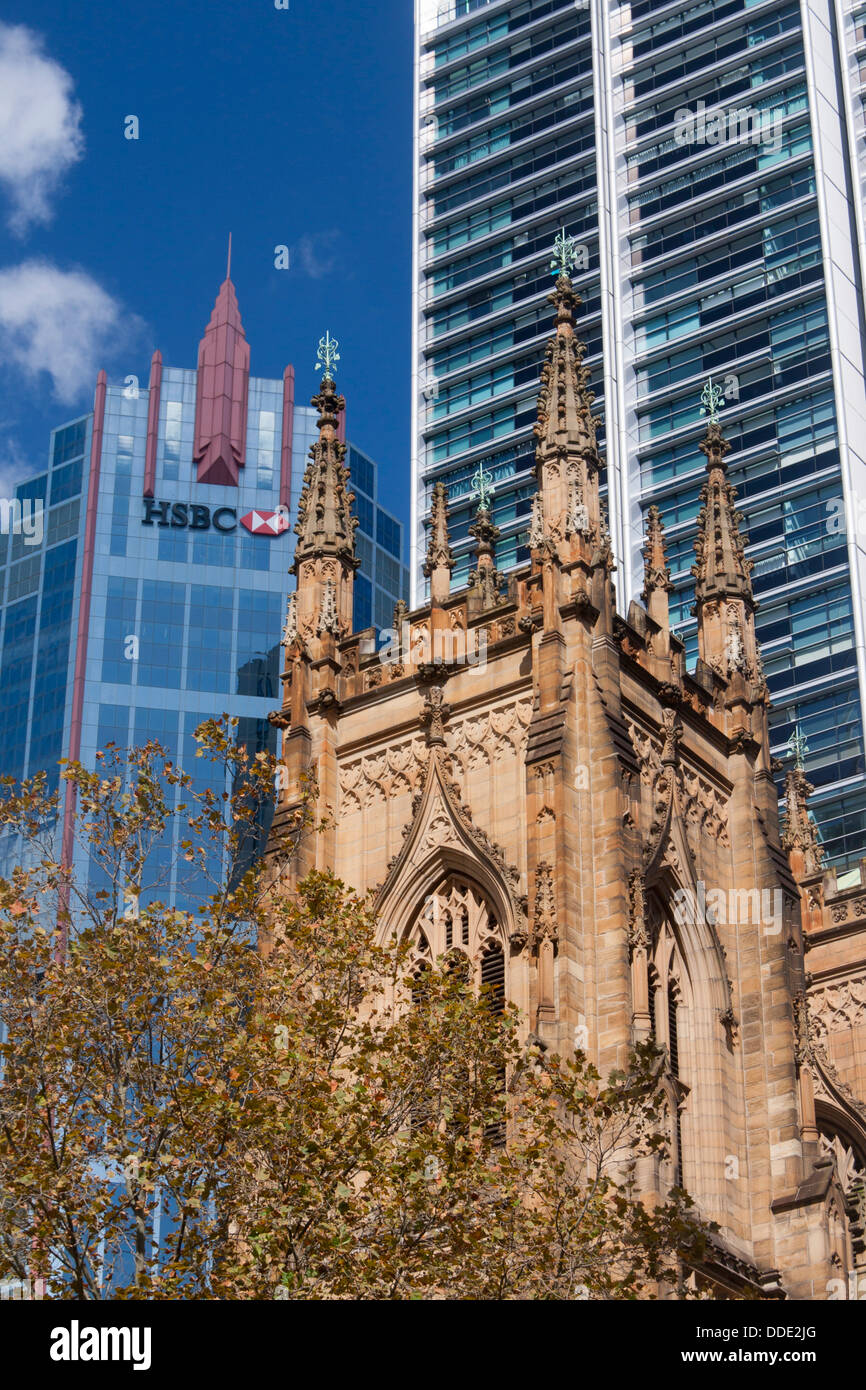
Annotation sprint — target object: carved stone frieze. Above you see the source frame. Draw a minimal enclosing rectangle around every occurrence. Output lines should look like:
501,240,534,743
809,976,866,1042
447,698,533,773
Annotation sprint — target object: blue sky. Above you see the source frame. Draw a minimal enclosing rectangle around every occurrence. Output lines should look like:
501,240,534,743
0,0,413,531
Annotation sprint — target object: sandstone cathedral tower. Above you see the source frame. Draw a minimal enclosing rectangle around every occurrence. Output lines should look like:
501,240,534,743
264,260,866,1299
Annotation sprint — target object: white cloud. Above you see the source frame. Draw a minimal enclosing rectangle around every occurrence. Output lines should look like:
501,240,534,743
0,434,35,498
0,22,84,234
0,260,140,404
295,231,340,280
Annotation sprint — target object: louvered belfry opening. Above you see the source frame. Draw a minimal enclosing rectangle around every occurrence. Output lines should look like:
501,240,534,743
480,938,505,1015
481,939,507,1147
667,981,679,1077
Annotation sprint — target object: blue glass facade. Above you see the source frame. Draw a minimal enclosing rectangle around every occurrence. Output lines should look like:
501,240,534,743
414,0,866,868
0,356,406,895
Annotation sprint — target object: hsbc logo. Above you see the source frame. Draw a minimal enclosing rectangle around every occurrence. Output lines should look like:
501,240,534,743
143,500,290,536
240,508,290,536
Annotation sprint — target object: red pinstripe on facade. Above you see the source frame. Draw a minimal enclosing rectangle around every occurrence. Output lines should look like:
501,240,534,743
143,349,162,498
280,364,295,512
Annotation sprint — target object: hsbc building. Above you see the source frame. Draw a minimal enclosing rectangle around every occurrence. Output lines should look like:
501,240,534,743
0,270,407,901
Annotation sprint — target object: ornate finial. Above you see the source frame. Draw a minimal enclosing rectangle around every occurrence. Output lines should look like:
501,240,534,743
316,331,341,382
471,459,495,512
424,480,455,592
468,479,503,606
419,684,451,747
317,578,342,637
642,505,672,598
788,727,809,772
282,591,299,647
700,377,724,425
782,750,823,873
292,367,355,570
393,597,408,629
226,232,232,280
549,228,580,279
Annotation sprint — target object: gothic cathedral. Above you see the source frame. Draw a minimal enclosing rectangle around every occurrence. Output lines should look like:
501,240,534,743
265,269,866,1299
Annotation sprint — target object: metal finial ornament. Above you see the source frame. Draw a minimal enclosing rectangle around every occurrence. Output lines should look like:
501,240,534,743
550,227,579,279
788,727,809,771
472,460,495,511
315,331,341,381
700,377,724,424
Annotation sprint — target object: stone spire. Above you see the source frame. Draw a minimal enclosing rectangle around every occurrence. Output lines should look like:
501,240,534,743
691,381,760,686
423,480,454,605
782,734,823,878
193,247,250,487
641,504,672,635
467,462,502,610
532,255,602,560
292,338,358,641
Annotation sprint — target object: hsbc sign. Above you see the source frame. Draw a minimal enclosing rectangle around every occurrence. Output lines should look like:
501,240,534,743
240,509,290,536
143,500,290,536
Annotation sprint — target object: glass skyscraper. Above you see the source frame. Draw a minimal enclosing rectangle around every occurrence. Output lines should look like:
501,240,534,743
413,0,866,866
0,271,407,902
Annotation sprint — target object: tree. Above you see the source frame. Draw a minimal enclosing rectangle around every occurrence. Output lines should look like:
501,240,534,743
0,723,714,1299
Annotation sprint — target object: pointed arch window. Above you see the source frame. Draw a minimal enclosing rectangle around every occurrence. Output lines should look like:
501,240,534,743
411,877,505,991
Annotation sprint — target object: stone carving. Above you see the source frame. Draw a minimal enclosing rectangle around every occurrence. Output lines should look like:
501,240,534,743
628,870,650,955
339,739,430,812
283,591,299,647
410,623,430,660
317,579,341,637
371,743,528,949
793,990,814,1066
339,698,532,813
420,684,451,746
529,492,545,549
416,799,460,860
810,977,866,1041
447,698,533,773
627,719,730,849
530,861,558,950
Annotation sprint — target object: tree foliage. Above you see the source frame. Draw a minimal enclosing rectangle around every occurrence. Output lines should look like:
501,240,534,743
0,722,714,1299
